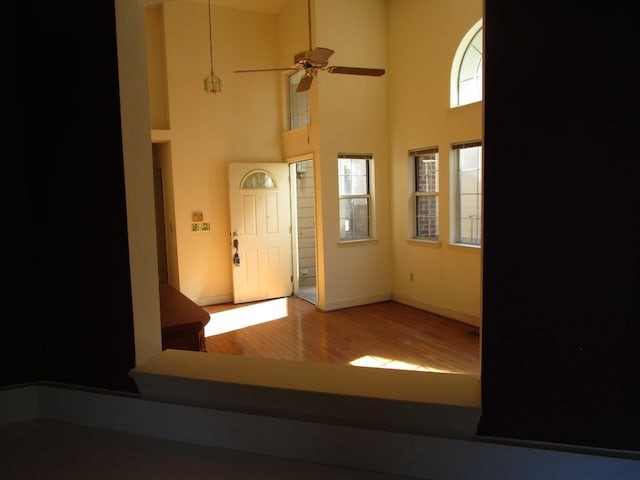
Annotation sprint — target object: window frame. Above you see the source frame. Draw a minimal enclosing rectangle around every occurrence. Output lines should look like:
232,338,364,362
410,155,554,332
338,154,374,242
450,19,483,108
451,141,483,247
410,147,440,242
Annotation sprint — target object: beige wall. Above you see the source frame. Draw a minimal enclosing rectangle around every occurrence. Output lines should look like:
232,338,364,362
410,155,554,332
314,0,392,309
129,0,482,366
389,0,483,326
148,1,284,304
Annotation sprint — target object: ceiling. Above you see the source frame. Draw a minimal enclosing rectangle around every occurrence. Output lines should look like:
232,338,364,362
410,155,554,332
205,0,288,14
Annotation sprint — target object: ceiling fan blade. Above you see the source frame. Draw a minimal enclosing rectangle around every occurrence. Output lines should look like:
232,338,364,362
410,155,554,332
296,74,314,92
308,47,335,65
327,66,386,76
234,67,298,73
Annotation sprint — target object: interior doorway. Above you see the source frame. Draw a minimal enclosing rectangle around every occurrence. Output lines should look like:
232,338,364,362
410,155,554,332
152,146,168,284
152,140,179,288
290,159,317,305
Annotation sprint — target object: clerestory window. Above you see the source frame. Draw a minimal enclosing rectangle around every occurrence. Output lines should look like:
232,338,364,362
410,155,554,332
451,19,483,107
288,70,309,130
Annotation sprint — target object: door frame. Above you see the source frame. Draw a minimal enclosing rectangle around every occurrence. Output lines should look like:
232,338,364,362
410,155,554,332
288,155,317,305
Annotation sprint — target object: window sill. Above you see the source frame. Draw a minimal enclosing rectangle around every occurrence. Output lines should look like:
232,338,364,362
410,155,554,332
407,238,441,247
337,238,377,247
449,100,482,110
448,242,482,252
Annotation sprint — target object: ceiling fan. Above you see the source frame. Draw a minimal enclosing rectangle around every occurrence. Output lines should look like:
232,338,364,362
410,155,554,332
233,0,385,92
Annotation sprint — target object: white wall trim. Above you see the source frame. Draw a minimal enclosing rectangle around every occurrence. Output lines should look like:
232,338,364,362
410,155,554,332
319,293,392,312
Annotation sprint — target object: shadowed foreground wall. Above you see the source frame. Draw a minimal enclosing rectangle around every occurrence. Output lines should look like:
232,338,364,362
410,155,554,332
478,2,639,450
10,1,136,392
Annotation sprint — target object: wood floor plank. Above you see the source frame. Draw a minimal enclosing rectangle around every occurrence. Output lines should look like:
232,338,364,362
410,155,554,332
203,296,480,375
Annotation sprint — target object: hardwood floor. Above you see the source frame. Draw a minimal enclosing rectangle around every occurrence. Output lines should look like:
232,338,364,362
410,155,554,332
203,296,480,375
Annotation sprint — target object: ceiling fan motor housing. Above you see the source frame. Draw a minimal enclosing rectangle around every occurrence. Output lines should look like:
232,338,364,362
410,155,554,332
294,47,335,67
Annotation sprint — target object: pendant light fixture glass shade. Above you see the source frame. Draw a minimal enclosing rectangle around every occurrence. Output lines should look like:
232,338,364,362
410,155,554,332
204,0,221,94
204,74,221,94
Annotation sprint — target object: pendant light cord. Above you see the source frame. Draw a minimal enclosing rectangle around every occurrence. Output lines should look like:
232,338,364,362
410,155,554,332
208,0,214,75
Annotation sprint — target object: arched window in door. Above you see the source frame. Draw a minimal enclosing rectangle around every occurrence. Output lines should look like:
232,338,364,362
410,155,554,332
241,170,277,189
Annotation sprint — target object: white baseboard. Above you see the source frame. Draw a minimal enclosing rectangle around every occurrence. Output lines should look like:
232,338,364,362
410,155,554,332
318,293,392,311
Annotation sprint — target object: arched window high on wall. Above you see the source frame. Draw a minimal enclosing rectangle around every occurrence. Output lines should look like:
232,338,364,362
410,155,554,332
450,19,483,108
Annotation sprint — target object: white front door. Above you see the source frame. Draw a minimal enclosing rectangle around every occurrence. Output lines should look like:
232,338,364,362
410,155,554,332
228,162,292,304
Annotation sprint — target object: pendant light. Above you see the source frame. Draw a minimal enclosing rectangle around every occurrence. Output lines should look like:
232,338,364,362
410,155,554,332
203,0,221,94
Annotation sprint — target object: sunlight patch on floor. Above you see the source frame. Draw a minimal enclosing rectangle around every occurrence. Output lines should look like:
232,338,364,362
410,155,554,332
205,297,288,336
350,355,452,373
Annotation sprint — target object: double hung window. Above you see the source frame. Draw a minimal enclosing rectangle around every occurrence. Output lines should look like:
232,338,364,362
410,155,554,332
411,148,439,241
338,154,372,241
452,142,483,246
